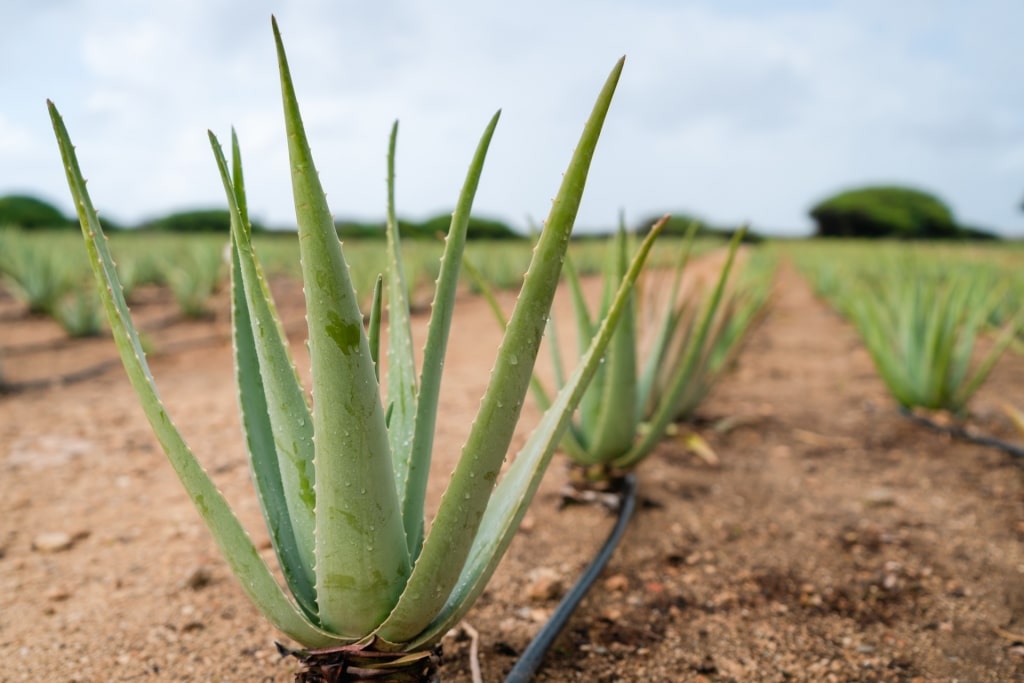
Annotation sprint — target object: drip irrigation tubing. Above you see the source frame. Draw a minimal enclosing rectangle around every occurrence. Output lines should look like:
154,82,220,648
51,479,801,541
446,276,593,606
503,472,638,683
898,407,1024,462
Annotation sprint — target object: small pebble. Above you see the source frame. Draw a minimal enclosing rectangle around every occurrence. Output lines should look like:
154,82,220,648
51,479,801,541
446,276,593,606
603,574,629,591
601,606,623,621
526,568,563,602
528,608,550,623
864,488,897,507
32,532,74,553
45,587,71,602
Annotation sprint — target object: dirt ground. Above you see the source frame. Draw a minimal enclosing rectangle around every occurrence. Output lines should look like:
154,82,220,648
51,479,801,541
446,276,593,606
2,255,1023,682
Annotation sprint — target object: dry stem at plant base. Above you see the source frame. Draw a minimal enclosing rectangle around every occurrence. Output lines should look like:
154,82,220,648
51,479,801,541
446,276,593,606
560,461,632,510
278,641,442,683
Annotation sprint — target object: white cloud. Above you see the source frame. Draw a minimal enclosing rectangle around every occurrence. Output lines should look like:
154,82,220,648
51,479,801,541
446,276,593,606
3,1,1023,235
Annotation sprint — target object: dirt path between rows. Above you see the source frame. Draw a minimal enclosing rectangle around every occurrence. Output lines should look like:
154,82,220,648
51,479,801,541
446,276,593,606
1,259,1023,682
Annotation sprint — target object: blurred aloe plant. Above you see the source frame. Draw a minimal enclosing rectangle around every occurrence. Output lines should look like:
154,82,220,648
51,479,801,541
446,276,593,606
643,234,772,429
164,242,225,318
0,237,75,315
54,286,104,337
469,219,767,491
795,247,1020,415
565,226,757,478
838,264,1017,414
49,17,665,681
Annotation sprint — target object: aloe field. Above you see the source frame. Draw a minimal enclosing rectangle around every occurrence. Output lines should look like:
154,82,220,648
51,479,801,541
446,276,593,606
2,231,1024,681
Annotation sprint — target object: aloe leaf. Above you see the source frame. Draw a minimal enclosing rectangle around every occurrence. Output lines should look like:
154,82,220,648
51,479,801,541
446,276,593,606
402,111,501,558
273,18,410,637
465,254,558,413
925,284,955,405
212,131,318,619
854,291,911,405
49,100,339,648
581,223,638,463
564,252,596,354
464,255,591,459
461,257,509,328
545,305,570,397
562,250,602,441
637,217,693,416
376,56,626,645
544,312,590,459
407,216,666,650
955,305,1020,412
383,122,419,527
623,230,742,466
570,250,605,442
369,274,384,382
228,237,318,620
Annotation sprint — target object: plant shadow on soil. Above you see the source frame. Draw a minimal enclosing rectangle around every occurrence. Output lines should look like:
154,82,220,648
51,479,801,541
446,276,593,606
1,261,1023,682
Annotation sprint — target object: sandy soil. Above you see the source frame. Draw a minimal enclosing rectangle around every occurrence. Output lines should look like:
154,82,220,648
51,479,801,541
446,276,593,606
1,257,1023,682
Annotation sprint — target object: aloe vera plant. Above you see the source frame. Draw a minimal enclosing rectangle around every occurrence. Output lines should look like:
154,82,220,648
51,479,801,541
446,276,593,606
474,222,762,488
796,243,1024,416
643,235,772,428
839,264,1017,414
0,237,75,316
164,242,225,318
570,227,764,476
49,18,664,681
54,286,104,337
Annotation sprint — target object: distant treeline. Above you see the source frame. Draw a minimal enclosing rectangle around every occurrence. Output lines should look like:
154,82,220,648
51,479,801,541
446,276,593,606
0,196,523,240
335,214,522,240
0,184,1005,240
0,195,747,241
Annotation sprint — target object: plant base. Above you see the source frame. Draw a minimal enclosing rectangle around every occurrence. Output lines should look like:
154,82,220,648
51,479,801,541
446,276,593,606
278,641,442,683
560,463,631,510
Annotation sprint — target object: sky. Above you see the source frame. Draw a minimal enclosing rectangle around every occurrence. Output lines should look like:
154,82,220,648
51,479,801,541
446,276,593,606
4,0,1023,236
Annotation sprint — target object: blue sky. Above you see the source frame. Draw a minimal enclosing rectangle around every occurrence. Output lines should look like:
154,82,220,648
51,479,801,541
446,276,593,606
4,0,1023,235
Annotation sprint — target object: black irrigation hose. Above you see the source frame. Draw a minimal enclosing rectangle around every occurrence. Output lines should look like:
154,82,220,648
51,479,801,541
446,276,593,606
898,406,1024,462
503,472,638,683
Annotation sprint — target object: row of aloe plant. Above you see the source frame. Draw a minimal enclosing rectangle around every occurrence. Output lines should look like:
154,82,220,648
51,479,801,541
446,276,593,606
0,237,104,337
796,244,1020,416
467,218,773,678
0,228,225,333
0,222,679,346
47,17,705,682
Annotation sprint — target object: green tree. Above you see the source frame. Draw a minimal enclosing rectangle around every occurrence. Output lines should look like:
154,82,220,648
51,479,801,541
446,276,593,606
418,212,521,240
142,208,267,233
0,194,70,229
636,213,761,243
810,186,963,239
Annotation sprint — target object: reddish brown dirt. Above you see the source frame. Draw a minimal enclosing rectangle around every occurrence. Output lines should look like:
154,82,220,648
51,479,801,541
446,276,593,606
1,259,1023,682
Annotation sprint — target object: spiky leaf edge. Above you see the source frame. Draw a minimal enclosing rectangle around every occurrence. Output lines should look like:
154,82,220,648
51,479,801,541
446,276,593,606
376,56,626,645
48,100,341,648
